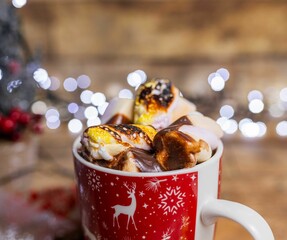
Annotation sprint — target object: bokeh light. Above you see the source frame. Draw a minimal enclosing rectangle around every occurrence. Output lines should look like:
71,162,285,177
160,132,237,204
269,103,285,118
240,121,260,138
68,119,83,134
80,90,93,104
210,76,225,91
216,68,230,81
74,106,86,120
91,92,106,106
45,108,60,123
219,105,234,119
84,106,98,119
67,102,79,114
46,119,61,129
276,121,287,137
248,99,264,114
49,76,61,91
77,75,91,89
33,68,49,86
63,77,77,92
0,69,3,80
98,102,109,115
31,101,47,115
12,0,27,8
279,88,287,102
248,90,263,101
87,117,101,127
118,89,134,99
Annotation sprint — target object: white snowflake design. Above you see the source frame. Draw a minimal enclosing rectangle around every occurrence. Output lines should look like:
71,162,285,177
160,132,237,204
145,178,167,192
86,169,102,191
161,228,174,240
181,216,190,229
158,186,186,215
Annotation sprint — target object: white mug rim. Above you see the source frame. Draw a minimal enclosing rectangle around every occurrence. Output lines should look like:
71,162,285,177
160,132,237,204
73,136,223,177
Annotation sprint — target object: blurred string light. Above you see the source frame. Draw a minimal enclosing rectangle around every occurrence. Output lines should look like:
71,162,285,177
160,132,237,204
63,77,77,92
127,69,147,89
77,75,91,89
31,67,286,138
276,121,287,137
118,89,134,99
12,0,27,8
91,92,106,106
279,88,287,102
208,68,230,92
247,90,264,114
0,69,3,80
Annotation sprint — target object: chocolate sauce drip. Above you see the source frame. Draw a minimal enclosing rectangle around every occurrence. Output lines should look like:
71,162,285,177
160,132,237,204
170,115,192,126
130,148,162,172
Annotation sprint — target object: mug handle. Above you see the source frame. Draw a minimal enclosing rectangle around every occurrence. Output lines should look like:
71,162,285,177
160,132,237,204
201,199,274,240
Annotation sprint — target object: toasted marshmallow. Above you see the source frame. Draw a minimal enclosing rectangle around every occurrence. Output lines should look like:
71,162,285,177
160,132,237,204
101,97,134,124
172,113,223,139
109,148,162,172
81,124,157,161
134,78,180,130
170,97,197,122
179,125,219,150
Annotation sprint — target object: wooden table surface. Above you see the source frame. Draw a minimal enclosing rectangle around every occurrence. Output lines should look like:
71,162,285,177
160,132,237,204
0,125,285,239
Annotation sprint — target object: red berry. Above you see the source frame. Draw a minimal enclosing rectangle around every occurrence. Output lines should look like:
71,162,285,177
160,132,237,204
1,118,16,133
19,112,31,125
9,109,21,122
32,123,44,134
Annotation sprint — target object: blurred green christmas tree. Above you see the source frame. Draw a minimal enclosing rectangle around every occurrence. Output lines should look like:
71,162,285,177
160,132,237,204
0,1,40,114
0,1,43,140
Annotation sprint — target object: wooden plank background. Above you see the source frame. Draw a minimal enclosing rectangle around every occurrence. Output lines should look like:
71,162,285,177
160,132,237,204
18,0,287,101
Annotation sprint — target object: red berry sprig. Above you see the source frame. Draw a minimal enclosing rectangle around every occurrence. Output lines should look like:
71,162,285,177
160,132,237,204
0,108,43,141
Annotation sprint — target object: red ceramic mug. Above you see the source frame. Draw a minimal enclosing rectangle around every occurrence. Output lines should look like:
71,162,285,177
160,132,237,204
73,137,274,240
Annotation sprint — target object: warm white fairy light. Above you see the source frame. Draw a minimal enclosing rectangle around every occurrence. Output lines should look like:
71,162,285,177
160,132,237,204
224,119,238,134
87,117,101,127
241,121,260,138
12,0,27,8
248,90,263,101
216,68,230,81
127,72,142,87
63,77,77,92
77,75,91,89
98,102,109,115
31,101,47,115
118,89,134,99
91,92,106,106
84,106,98,119
46,119,61,130
279,88,287,102
257,122,267,137
276,121,287,136
80,90,93,104
219,105,234,119
49,76,61,91
74,106,86,120
33,68,52,89
40,77,52,90
68,119,83,134
45,108,60,123
127,69,147,88
67,102,79,114
248,99,264,114
269,103,285,118
210,76,225,91
239,118,252,131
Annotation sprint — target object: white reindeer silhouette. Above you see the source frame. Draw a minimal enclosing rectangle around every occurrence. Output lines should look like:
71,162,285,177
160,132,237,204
111,182,137,230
